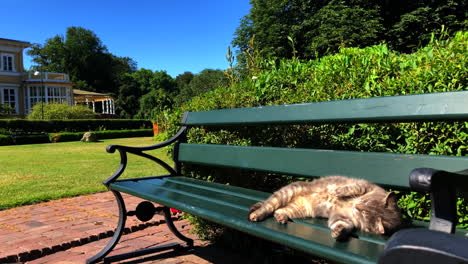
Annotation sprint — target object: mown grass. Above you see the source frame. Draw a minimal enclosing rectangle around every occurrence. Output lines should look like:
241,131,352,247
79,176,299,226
0,137,172,210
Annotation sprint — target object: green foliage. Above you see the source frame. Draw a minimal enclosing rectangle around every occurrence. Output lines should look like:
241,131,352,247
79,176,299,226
0,104,14,118
1,129,152,145
115,68,228,119
135,88,172,120
27,103,97,120
153,131,168,142
115,73,142,118
0,134,13,146
0,119,152,133
232,0,467,66
27,26,137,94
50,129,153,143
301,0,384,58
12,134,50,145
116,69,177,119
166,32,468,239
0,133,51,146
175,69,229,106
389,1,467,52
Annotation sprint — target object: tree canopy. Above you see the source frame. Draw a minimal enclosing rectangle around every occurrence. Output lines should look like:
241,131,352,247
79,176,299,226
175,69,228,106
27,27,137,94
233,0,467,61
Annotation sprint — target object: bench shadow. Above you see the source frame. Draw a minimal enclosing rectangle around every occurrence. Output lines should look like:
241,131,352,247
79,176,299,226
115,244,256,264
115,243,322,264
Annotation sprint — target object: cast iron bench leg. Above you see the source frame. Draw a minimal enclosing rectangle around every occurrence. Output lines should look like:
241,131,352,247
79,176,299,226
86,190,127,264
86,191,194,264
162,206,194,247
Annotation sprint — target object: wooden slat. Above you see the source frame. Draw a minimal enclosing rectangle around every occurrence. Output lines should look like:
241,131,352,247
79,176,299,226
178,143,468,188
182,91,468,126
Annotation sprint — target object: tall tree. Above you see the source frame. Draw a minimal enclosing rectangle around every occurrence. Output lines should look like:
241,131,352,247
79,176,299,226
232,0,467,63
115,73,141,118
175,69,228,106
27,27,136,94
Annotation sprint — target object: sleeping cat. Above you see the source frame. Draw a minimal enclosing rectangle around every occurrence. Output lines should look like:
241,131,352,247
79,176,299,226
248,176,402,240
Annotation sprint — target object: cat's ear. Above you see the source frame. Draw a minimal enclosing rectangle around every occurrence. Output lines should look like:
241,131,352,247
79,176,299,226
384,192,398,208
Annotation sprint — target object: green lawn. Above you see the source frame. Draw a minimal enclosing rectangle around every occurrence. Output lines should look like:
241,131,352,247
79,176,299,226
0,137,172,210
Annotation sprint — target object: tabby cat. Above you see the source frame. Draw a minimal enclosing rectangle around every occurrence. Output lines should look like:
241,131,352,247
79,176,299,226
248,176,402,240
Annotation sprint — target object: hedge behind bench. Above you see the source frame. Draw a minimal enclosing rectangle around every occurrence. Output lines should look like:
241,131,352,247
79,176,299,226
0,119,152,133
164,32,468,240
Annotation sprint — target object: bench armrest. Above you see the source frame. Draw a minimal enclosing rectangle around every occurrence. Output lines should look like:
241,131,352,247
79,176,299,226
106,125,187,154
103,126,187,186
379,228,468,264
409,168,468,233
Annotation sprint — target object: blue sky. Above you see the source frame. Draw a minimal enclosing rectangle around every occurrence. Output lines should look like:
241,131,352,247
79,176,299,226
1,0,251,77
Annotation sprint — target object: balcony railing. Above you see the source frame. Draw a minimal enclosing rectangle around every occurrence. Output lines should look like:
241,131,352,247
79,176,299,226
24,72,70,82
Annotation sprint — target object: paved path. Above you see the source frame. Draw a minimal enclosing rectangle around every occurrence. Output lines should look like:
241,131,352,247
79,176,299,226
0,192,254,264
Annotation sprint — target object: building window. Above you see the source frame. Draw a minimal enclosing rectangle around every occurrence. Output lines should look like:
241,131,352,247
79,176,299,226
0,88,18,114
47,86,67,104
1,54,15,72
26,85,70,113
26,86,44,113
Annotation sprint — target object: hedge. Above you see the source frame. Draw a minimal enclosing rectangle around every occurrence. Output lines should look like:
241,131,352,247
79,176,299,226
50,129,153,143
0,134,50,146
0,119,152,133
0,129,153,145
0,134,12,146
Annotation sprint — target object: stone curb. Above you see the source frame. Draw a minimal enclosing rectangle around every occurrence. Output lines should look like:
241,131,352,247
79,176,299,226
0,217,179,263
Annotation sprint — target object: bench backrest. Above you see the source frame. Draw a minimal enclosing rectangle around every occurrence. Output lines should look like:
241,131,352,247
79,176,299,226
177,91,468,190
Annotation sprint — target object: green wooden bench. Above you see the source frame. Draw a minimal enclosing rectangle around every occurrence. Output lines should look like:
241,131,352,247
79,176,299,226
88,91,468,264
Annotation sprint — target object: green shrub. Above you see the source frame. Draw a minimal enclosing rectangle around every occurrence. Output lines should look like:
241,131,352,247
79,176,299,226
50,129,153,142
49,132,82,143
165,31,468,239
94,129,153,140
0,134,12,146
13,134,50,145
0,119,152,133
0,104,14,118
27,103,97,120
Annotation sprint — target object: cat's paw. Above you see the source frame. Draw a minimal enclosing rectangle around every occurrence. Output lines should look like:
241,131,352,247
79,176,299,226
247,212,259,222
330,220,352,240
248,210,263,222
248,202,265,222
274,211,289,224
248,202,263,214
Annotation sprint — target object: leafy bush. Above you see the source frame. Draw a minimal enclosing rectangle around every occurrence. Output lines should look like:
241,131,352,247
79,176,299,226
94,129,153,140
164,32,468,238
27,103,97,120
50,129,153,142
0,104,15,118
0,135,13,146
0,119,152,133
49,132,82,143
12,134,50,145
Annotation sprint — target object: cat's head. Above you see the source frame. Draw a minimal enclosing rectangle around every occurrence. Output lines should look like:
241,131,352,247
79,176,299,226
356,192,402,234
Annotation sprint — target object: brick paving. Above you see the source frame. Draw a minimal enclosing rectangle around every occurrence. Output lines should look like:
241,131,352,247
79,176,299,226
0,192,253,264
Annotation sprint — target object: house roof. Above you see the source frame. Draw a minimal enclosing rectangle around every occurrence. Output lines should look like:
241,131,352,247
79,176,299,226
0,38,32,48
73,89,113,103
73,89,111,96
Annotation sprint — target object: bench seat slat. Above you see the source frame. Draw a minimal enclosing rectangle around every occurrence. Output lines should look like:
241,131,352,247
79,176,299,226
179,143,468,189
165,177,270,201
183,91,468,126
110,176,384,264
